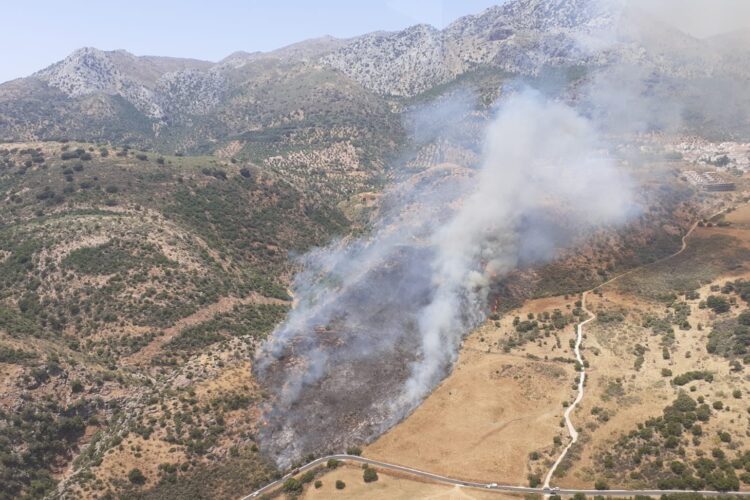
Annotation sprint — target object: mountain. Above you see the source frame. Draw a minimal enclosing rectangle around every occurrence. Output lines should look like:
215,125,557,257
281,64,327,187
322,0,618,96
2,0,749,155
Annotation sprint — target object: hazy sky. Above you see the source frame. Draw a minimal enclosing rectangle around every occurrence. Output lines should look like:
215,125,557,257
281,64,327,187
633,0,750,38
2,1,748,84
0,0,499,83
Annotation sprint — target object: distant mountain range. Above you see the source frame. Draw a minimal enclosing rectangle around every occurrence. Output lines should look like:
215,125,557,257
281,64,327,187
1,0,749,153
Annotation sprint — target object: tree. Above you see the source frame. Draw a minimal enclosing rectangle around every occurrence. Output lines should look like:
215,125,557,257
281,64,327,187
706,295,730,314
363,468,378,483
347,446,362,456
335,480,346,490
282,478,302,493
594,479,609,490
128,468,146,485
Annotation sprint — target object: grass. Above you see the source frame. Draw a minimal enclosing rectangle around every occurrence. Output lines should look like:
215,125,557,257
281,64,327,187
615,234,750,301
165,303,289,354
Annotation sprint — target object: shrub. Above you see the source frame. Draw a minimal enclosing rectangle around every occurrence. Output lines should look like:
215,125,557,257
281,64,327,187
128,468,146,484
70,380,84,393
594,479,609,490
706,295,730,314
335,480,345,490
346,446,362,456
672,371,713,386
282,478,302,493
363,468,378,483
314,480,322,489
326,459,341,469
300,470,315,484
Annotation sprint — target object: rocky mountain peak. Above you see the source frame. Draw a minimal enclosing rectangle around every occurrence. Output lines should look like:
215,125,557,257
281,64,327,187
35,47,121,98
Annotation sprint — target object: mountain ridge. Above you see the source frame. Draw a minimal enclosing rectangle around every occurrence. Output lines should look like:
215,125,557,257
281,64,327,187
1,0,749,152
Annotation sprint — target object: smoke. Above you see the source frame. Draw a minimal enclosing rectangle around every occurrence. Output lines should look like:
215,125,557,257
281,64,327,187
629,0,750,39
254,89,634,466
578,0,750,139
253,0,750,468
398,90,633,403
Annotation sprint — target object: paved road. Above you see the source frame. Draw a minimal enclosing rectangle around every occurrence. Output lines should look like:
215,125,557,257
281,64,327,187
240,453,750,498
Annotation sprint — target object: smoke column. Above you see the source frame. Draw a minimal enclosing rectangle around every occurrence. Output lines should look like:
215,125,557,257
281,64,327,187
254,89,634,466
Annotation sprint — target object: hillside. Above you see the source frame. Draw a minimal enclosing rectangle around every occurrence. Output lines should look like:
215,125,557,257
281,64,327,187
0,140,366,499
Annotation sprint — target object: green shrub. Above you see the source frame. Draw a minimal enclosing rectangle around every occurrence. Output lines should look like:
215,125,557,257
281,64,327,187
706,295,730,313
363,468,378,483
282,477,302,493
335,480,345,490
672,371,713,386
128,468,146,484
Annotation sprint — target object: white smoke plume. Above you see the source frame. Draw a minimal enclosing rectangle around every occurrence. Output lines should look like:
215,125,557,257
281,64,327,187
398,89,633,403
254,89,635,466
253,0,750,468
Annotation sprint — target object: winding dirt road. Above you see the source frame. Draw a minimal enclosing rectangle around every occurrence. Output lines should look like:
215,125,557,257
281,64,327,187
542,290,594,489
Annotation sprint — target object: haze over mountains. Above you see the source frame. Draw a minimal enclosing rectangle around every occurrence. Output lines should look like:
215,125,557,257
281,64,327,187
2,0,750,155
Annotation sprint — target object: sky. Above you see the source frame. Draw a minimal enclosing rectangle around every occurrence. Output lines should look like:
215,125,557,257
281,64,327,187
2,0,749,84
0,0,500,83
